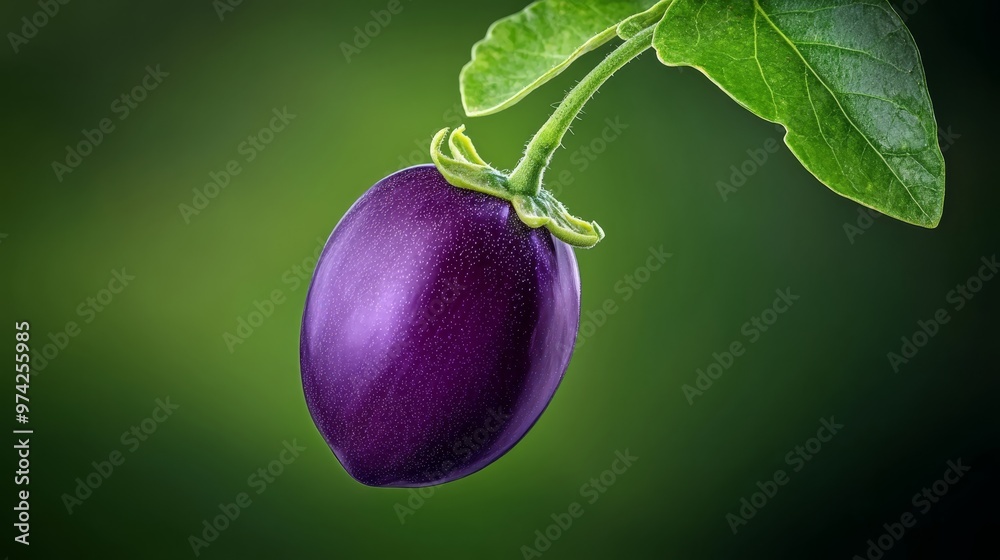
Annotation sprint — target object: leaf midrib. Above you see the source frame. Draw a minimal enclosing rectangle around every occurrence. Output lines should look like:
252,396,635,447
751,0,930,222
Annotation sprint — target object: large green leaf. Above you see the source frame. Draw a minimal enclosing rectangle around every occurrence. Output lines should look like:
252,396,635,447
654,0,945,227
461,0,658,117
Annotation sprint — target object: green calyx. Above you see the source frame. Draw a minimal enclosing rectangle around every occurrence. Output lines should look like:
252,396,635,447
431,126,605,248
430,26,659,249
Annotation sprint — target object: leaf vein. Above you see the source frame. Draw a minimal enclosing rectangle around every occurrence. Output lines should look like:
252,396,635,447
796,41,909,75
805,68,852,191
753,8,778,118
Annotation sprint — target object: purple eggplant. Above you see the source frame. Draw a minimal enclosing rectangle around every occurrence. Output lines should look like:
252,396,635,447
300,165,580,487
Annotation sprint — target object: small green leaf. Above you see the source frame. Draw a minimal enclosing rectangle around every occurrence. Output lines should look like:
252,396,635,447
461,0,658,117
654,0,945,227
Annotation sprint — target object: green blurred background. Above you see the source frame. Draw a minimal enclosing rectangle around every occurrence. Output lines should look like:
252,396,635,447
2,1,998,558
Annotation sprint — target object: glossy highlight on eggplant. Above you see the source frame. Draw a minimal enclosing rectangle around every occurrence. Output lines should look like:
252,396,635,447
300,165,581,487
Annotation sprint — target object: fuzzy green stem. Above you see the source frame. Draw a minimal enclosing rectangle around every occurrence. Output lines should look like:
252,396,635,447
507,25,655,196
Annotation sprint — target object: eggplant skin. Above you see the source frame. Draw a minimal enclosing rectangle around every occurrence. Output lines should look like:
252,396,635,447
300,165,581,487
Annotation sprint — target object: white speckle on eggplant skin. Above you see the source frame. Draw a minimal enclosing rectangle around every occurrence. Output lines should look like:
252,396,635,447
300,165,581,487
